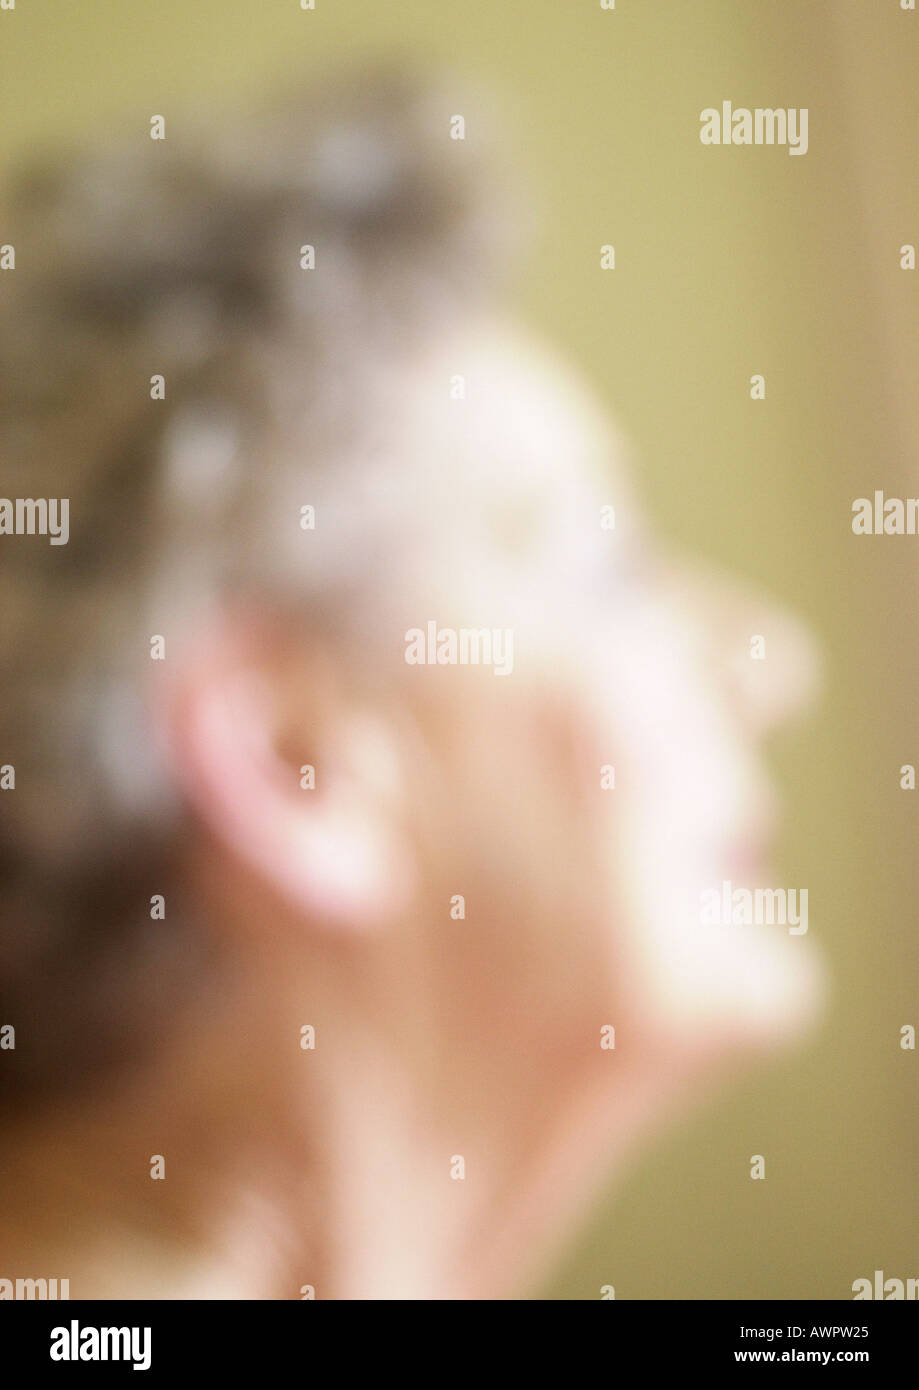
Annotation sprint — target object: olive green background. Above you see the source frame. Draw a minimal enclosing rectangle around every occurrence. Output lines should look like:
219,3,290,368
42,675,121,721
2,1,917,1299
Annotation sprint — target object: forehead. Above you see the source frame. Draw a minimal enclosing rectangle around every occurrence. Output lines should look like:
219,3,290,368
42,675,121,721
314,318,636,549
400,322,640,594
263,317,641,635
399,318,628,504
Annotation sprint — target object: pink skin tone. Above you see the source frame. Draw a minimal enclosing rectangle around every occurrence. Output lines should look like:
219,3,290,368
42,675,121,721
0,319,823,1299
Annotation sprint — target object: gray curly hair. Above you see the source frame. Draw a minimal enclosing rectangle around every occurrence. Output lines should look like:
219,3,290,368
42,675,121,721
0,69,506,1110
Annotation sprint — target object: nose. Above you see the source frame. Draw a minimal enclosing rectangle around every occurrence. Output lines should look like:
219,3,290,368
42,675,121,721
679,562,822,736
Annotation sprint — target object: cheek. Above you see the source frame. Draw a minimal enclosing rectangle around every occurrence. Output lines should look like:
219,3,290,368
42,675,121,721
449,697,620,1014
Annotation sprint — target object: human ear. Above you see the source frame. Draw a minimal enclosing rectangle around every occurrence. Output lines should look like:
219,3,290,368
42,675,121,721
158,605,416,931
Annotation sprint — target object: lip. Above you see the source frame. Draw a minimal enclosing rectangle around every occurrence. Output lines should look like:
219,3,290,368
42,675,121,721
721,832,772,882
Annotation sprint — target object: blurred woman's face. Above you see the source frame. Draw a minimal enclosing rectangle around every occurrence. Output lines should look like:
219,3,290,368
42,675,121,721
330,315,824,1100
171,312,824,1294
0,309,826,1299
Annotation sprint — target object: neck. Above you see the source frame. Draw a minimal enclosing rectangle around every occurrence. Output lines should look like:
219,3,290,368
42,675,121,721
0,948,489,1299
0,909,690,1300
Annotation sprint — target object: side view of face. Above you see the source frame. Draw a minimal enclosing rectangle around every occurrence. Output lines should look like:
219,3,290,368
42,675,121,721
0,81,824,1300
148,315,823,1297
